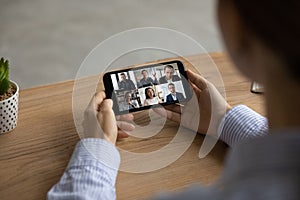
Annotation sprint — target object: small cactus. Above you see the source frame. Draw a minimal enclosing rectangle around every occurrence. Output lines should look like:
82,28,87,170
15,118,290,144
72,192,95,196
0,57,10,95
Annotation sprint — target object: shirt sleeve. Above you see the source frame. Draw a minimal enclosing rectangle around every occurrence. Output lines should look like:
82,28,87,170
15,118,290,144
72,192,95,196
47,138,120,200
219,105,269,147
152,105,269,200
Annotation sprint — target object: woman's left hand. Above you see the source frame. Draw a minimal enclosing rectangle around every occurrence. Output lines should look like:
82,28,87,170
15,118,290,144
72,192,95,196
82,92,135,145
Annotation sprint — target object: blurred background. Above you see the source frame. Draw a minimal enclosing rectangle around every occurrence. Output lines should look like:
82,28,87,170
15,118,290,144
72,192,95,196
0,0,223,89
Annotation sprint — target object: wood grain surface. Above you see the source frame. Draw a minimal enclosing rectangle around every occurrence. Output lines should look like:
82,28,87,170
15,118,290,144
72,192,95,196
0,52,265,200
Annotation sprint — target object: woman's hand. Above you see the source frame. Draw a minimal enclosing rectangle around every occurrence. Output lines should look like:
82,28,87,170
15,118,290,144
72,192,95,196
155,70,231,135
116,113,135,139
82,92,135,145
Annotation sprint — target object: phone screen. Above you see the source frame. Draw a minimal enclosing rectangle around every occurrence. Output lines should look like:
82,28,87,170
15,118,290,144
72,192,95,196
103,60,191,114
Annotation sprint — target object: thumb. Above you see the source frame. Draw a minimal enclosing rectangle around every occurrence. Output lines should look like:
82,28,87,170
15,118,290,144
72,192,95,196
187,69,208,90
98,99,118,144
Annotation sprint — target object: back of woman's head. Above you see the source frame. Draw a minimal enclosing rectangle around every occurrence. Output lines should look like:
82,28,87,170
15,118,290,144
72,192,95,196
232,0,300,80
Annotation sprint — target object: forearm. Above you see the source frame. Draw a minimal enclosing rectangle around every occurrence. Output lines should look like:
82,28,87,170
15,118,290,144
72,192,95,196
219,105,269,146
47,138,120,200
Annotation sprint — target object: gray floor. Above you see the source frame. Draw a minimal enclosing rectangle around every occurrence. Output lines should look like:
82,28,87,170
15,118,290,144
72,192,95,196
0,0,223,89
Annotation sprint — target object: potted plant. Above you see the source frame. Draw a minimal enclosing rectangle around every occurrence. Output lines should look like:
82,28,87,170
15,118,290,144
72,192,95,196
0,57,19,134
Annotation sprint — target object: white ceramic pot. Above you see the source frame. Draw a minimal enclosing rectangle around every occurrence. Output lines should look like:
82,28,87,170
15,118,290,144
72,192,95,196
0,80,19,134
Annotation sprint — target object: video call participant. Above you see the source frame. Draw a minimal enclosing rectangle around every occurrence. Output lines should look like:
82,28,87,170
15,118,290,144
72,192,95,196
165,83,185,103
143,87,162,106
139,69,158,88
159,65,181,84
119,92,139,111
118,73,136,90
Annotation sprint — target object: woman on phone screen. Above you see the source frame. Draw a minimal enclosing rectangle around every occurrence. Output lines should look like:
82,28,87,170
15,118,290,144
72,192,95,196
143,87,162,106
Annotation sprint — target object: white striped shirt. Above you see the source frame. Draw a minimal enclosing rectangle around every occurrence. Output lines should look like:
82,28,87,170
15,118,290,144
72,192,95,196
219,105,268,146
47,105,268,199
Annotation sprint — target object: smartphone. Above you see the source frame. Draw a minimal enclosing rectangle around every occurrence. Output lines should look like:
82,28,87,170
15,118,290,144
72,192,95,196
103,60,192,114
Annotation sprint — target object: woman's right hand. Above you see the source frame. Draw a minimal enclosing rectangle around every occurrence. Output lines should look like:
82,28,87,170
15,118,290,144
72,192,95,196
155,70,231,135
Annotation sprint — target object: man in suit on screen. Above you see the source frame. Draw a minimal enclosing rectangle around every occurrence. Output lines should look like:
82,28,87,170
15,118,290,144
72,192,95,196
165,83,185,103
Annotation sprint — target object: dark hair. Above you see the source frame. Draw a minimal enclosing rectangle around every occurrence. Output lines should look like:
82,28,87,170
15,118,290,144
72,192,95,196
145,87,155,99
164,65,174,72
168,83,175,87
232,0,300,79
141,70,148,74
120,73,125,76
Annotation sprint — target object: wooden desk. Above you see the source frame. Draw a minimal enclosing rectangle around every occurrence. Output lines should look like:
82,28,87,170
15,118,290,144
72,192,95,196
0,52,265,200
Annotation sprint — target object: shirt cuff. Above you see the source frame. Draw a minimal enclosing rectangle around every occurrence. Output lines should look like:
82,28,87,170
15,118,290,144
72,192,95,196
218,105,268,147
67,138,121,179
